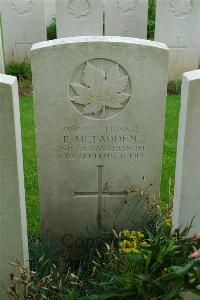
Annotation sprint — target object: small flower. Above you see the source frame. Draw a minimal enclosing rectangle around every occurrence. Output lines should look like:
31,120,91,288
141,241,150,248
193,233,200,241
189,249,200,258
164,217,172,228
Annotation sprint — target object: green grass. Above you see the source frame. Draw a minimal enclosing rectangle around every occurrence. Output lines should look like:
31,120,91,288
19,95,180,235
19,97,39,235
161,95,180,202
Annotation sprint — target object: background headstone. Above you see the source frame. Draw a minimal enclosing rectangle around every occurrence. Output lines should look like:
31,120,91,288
105,0,148,38
56,0,103,38
0,0,47,64
155,0,200,81
173,70,200,235
0,13,4,73
45,0,56,26
0,74,29,298
31,36,168,255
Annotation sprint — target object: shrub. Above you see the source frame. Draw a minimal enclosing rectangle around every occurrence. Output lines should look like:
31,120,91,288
47,18,57,40
148,0,156,40
5,61,32,96
5,61,31,82
5,205,200,299
168,80,182,95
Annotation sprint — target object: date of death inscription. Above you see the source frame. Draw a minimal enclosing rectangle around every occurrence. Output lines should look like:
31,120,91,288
55,124,145,160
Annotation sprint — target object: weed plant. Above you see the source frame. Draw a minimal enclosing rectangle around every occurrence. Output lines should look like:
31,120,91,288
5,205,200,300
147,0,156,40
5,61,31,82
5,60,32,95
47,18,57,40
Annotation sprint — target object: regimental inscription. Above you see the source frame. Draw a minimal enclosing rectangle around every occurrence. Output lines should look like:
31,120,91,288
68,0,91,19
11,0,33,16
117,0,138,13
170,0,192,18
55,124,145,161
69,59,131,119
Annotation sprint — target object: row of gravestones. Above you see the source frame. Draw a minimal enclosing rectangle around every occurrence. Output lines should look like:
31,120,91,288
0,36,200,299
1,0,200,81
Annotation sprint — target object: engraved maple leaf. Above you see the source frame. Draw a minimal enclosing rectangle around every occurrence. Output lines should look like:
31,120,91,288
68,0,90,18
71,63,130,117
170,0,192,17
11,0,33,15
117,0,137,12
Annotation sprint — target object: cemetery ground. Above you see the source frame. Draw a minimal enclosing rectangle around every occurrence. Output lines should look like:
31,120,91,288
5,88,198,299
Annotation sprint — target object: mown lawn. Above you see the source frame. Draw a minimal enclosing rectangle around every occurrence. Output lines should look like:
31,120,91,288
19,95,180,235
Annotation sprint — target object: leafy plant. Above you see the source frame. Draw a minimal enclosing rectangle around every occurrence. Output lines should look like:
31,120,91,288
6,237,81,299
88,208,200,299
47,18,57,40
5,61,32,96
5,206,200,299
5,61,31,81
168,80,182,95
148,0,156,40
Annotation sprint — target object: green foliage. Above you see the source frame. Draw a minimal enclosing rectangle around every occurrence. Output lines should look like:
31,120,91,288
5,61,32,95
5,208,200,299
161,95,180,202
19,97,39,235
148,0,156,40
6,238,80,299
168,80,182,96
47,18,57,40
85,209,200,299
5,61,31,82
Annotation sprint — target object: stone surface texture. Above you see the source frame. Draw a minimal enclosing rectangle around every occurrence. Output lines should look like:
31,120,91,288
155,0,200,81
0,13,4,73
0,0,47,63
31,36,168,255
173,70,200,235
0,74,29,298
56,0,103,38
45,0,56,26
105,0,148,38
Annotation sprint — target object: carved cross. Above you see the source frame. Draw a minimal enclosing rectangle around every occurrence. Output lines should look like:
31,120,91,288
74,165,125,233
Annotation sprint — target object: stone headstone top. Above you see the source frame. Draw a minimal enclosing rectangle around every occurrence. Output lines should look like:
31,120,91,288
173,69,200,235
0,13,4,73
155,0,200,81
32,36,169,256
105,0,148,38
0,74,29,298
0,0,47,63
45,0,56,26
56,0,103,38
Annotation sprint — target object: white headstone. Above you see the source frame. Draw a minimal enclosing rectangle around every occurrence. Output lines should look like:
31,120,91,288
56,0,103,38
45,0,56,26
0,13,4,73
173,70,200,235
0,0,47,64
31,36,169,255
155,0,200,81
0,74,29,298
105,0,148,38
